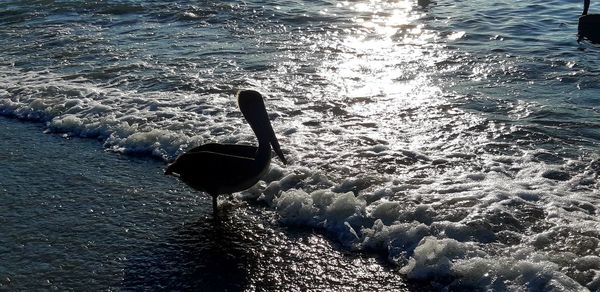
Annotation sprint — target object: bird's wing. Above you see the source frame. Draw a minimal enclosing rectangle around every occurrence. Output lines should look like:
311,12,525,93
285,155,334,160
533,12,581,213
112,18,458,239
167,150,257,178
187,143,258,158
166,150,263,194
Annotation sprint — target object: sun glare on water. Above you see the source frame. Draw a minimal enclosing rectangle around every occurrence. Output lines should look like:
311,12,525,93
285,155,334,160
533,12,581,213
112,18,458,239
324,0,446,104
300,0,468,153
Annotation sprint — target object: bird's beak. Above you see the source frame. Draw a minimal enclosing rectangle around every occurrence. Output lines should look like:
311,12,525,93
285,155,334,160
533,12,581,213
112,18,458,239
271,134,287,165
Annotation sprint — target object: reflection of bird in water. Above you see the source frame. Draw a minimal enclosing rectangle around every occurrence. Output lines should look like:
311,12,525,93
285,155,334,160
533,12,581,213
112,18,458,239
579,0,600,43
166,90,287,214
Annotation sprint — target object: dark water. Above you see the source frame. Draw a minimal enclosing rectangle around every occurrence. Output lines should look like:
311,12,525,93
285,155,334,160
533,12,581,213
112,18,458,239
1,0,600,290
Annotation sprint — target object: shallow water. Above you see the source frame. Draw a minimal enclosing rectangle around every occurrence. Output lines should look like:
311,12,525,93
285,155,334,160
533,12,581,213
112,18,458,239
0,118,411,291
1,0,600,290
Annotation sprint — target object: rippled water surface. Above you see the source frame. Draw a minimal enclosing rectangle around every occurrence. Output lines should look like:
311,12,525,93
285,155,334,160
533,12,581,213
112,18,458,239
1,0,600,290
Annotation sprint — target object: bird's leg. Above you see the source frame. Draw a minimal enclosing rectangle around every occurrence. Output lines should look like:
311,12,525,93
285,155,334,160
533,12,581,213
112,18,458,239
212,196,218,215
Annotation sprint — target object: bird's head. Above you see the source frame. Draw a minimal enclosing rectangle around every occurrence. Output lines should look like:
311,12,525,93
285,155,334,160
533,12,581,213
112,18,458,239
237,90,287,164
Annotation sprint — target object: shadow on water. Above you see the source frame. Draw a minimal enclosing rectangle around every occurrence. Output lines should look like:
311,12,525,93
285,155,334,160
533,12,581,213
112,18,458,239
122,209,254,291
122,205,414,291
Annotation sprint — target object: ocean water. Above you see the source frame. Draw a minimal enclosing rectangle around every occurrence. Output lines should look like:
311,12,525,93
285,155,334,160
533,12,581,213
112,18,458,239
1,0,599,291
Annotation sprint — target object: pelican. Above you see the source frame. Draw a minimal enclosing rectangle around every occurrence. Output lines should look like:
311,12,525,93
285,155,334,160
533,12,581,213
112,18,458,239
165,90,287,214
579,0,600,43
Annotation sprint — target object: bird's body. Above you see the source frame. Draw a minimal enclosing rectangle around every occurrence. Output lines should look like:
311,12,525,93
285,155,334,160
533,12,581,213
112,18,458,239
166,143,270,195
165,90,287,214
579,0,600,43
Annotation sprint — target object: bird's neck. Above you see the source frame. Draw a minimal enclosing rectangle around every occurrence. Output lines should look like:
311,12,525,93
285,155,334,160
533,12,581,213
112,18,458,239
256,138,272,163
584,0,590,15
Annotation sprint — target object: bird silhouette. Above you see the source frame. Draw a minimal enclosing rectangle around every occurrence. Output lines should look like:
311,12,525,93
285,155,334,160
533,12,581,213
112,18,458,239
166,90,287,214
579,0,600,43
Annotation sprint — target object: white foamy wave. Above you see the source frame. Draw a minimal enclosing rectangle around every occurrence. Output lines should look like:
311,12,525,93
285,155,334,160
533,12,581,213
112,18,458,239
0,68,254,160
240,152,599,291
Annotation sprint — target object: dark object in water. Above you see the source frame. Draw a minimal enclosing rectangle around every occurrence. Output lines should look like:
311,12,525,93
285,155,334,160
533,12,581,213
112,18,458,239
418,0,432,8
579,0,600,43
165,90,287,215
